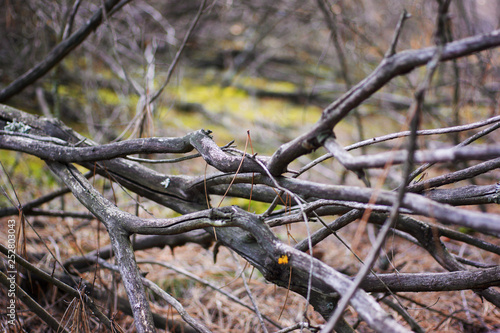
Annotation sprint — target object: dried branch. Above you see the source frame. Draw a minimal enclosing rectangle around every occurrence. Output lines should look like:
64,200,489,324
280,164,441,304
2,98,500,331
209,207,410,333
46,161,156,332
34,145,402,332
298,114,500,175
324,143,500,170
45,162,234,236
0,131,196,162
407,158,500,193
359,266,500,293
408,117,500,183
368,213,500,308
384,10,412,58
43,162,406,332
61,0,83,40
3,106,499,234
65,231,214,272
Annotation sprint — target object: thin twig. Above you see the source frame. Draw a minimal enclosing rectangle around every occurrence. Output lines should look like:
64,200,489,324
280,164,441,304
385,10,412,58
62,0,83,40
94,258,212,333
148,0,207,104
230,251,269,333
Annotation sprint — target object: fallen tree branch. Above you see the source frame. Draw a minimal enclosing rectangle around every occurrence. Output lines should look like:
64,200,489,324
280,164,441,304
43,158,407,332
64,231,214,272
46,161,157,332
359,266,500,292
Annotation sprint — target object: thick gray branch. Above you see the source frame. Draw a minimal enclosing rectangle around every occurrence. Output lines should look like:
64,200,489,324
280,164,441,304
213,207,410,333
44,161,232,235
359,266,500,292
0,131,195,162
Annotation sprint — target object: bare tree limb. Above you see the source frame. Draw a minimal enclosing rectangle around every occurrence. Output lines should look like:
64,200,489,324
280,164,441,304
324,143,500,170
46,161,156,333
267,29,500,175
0,0,128,102
297,114,500,175
0,244,115,330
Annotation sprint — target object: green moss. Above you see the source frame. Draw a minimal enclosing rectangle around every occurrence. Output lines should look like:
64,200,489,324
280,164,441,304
222,197,269,214
97,88,121,106
239,77,297,93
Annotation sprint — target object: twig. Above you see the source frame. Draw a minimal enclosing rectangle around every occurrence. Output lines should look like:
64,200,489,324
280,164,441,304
407,157,500,192
95,258,212,333
148,0,207,104
142,279,212,333
230,251,269,333
137,259,282,329
380,297,424,333
347,114,500,151
61,0,83,40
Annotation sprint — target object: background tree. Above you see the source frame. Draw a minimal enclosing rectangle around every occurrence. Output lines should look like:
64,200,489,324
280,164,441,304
1,0,500,332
